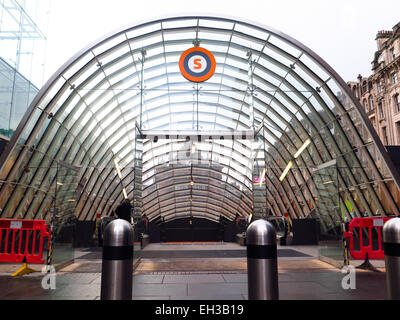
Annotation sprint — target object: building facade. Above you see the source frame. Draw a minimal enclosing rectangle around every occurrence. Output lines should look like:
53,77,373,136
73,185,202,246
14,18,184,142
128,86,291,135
347,22,400,209
348,23,400,145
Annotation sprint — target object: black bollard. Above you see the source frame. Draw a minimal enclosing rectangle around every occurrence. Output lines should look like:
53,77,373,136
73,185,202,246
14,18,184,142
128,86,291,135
100,219,134,300
246,219,279,300
383,218,400,300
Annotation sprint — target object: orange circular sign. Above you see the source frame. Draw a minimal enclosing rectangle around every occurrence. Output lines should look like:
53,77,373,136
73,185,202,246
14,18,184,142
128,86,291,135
179,47,216,83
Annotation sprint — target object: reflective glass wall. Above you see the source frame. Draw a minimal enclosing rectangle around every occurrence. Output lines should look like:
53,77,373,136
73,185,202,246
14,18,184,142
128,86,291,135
0,58,38,137
50,161,80,267
0,0,49,85
0,0,48,138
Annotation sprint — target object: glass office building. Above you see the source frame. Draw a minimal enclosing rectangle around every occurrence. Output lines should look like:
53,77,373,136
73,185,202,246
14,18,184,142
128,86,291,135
0,0,48,138
0,57,38,138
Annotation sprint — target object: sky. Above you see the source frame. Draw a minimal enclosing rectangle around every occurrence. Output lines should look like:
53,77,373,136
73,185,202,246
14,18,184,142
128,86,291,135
41,0,400,84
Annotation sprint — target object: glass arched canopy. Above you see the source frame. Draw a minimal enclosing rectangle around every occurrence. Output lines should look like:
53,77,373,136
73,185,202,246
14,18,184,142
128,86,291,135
0,15,399,230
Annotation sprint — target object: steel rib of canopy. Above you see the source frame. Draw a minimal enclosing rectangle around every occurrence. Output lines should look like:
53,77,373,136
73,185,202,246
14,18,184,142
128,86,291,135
0,15,399,225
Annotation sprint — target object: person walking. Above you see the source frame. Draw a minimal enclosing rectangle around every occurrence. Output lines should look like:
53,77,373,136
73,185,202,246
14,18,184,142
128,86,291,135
115,199,133,223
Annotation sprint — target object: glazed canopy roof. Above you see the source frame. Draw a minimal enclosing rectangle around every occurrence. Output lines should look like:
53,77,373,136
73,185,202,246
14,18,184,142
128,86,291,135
0,15,399,225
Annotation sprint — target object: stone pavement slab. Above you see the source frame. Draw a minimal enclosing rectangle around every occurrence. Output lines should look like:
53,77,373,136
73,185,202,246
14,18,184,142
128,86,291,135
0,245,389,300
0,268,388,300
163,274,226,283
133,283,188,297
188,282,248,296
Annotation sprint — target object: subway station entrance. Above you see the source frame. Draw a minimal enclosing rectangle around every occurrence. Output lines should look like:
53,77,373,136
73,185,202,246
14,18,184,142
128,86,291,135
1,15,400,270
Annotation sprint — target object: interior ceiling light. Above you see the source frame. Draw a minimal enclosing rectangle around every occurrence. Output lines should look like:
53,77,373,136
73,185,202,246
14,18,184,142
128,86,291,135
259,168,266,187
122,188,128,199
294,139,311,159
279,139,311,183
279,161,293,182
114,159,122,179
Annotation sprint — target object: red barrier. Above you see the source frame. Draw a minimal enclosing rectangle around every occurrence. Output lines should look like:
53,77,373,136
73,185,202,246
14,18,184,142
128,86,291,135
0,219,51,264
344,217,392,260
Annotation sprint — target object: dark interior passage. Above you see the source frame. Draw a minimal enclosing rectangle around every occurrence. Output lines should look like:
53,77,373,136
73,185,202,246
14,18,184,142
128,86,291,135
149,218,240,243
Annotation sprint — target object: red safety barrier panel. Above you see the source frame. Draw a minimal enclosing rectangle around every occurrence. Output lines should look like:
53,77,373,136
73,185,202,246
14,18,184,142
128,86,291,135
0,219,51,264
344,217,392,260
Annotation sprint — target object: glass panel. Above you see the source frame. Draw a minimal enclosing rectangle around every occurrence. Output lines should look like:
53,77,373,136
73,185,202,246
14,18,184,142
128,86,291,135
47,161,80,267
313,162,346,266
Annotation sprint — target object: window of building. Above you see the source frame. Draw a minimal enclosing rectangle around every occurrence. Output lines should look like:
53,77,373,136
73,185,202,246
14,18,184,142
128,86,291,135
362,81,367,95
394,94,400,114
372,119,376,132
396,122,400,145
363,99,368,112
353,85,358,98
392,72,398,85
382,126,389,145
378,101,385,119
369,95,374,110
377,80,383,93
368,82,373,91
391,48,396,61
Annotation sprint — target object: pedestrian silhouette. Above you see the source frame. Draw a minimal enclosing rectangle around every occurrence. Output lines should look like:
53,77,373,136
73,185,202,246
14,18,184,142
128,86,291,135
115,199,132,223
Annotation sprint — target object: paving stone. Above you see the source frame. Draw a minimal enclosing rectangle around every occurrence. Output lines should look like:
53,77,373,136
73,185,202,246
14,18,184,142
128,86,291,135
188,283,248,296
56,273,100,284
279,281,337,296
0,245,389,300
163,274,225,284
133,296,171,300
222,273,292,283
134,274,165,284
133,283,187,297
49,283,101,298
221,274,248,283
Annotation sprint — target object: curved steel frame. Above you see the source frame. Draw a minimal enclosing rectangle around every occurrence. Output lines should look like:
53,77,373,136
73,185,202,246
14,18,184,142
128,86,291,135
0,14,399,227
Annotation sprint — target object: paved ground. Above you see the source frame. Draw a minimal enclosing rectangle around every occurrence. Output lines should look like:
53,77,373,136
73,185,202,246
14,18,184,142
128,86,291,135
0,243,389,300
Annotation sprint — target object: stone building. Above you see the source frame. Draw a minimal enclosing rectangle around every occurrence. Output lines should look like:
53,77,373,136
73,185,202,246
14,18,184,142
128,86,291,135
348,23,400,145
347,22,400,211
